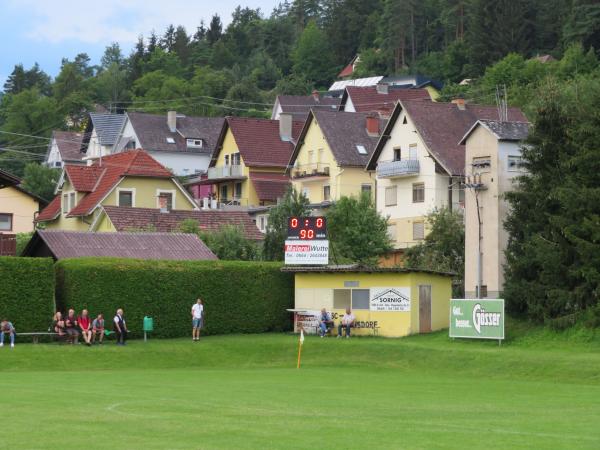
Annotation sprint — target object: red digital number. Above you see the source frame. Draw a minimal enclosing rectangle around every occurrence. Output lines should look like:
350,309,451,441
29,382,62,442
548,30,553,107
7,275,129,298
307,229,314,239
300,229,307,239
290,218,298,228
316,218,324,228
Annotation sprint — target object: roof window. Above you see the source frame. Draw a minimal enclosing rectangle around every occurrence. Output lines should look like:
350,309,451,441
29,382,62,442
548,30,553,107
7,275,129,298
166,137,175,144
356,145,367,155
187,138,203,148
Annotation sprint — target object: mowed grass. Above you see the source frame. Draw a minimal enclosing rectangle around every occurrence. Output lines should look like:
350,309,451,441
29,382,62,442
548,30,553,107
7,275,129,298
1,324,600,450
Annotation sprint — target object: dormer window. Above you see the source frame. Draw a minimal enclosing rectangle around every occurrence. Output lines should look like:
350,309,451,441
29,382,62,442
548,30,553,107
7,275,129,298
166,137,175,144
187,138,203,148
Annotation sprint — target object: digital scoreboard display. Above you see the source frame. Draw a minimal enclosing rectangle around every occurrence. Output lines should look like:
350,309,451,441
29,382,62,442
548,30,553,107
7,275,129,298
287,216,327,240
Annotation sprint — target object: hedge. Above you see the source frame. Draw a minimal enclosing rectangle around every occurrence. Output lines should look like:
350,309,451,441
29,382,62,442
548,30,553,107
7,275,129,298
55,258,294,338
0,257,55,332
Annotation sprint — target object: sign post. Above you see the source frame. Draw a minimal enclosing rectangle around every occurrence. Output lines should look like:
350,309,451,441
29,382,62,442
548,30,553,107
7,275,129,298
285,216,329,266
449,299,504,344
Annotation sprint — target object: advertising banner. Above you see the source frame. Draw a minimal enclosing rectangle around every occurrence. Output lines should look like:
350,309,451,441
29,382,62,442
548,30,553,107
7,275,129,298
293,310,320,334
449,299,505,340
284,240,329,265
370,287,411,312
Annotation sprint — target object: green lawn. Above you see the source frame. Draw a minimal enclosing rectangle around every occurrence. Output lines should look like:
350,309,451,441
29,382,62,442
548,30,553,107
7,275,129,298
1,325,600,449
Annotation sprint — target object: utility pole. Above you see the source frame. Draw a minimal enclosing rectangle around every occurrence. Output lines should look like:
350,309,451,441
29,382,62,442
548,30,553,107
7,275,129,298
465,174,485,299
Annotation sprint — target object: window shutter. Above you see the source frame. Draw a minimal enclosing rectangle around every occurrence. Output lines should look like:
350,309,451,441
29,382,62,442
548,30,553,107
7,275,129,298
385,186,397,206
413,221,425,240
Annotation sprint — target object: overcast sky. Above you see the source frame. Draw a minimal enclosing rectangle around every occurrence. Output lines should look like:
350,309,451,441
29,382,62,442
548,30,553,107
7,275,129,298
0,0,281,86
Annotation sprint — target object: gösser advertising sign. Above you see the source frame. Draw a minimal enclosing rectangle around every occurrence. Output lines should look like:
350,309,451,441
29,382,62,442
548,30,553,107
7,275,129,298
449,299,505,340
284,240,329,265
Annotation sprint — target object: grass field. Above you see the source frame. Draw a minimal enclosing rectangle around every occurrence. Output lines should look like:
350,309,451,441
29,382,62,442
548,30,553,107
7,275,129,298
1,323,600,449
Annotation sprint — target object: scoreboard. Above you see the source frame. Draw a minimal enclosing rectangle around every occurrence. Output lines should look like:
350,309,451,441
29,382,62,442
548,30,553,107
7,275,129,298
287,216,327,240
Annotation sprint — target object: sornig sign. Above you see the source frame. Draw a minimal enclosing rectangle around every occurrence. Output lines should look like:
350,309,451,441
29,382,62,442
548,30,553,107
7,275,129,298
449,299,505,340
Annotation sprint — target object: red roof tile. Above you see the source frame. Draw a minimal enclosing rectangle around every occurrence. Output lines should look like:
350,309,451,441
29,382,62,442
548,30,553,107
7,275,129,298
101,206,264,240
338,63,354,78
37,195,61,222
64,165,105,192
66,150,173,217
345,86,431,114
249,172,290,201
223,117,304,168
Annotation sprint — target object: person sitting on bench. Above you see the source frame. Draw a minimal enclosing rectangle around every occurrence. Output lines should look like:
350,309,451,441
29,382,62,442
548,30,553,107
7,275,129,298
337,308,355,339
64,309,79,344
0,319,15,348
92,314,105,344
318,308,333,337
78,309,92,346
53,312,66,339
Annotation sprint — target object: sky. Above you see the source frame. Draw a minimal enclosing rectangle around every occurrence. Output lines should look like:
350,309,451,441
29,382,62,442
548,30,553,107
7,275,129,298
0,0,281,86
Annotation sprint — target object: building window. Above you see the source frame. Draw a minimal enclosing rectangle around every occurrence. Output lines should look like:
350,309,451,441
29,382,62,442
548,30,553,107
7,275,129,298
385,186,397,206
118,189,134,207
0,213,13,231
323,185,330,201
220,185,228,201
308,150,315,164
157,190,175,211
224,155,230,166
351,289,370,310
477,285,488,298
62,194,69,213
472,156,491,172
356,145,367,155
508,155,524,172
333,289,351,309
412,183,425,203
166,137,175,144
402,116,408,124
409,144,418,160
234,182,242,199
387,224,396,242
232,152,241,165
259,215,267,232
361,184,372,197
186,138,203,148
413,221,425,240
393,148,401,161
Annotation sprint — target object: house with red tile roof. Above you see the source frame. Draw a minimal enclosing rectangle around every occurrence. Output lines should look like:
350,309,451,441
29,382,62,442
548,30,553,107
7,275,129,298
36,149,198,231
366,99,527,264
195,116,303,210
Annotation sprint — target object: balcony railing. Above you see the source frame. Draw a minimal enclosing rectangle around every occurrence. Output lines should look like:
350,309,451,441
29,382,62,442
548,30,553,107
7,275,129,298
207,165,245,180
291,163,330,179
377,159,420,178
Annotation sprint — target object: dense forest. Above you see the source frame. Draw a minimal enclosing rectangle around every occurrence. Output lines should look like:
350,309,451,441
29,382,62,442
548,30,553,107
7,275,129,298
2,0,600,177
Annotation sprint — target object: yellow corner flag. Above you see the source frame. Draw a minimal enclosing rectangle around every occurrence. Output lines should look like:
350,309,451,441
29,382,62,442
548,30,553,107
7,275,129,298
297,328,305,369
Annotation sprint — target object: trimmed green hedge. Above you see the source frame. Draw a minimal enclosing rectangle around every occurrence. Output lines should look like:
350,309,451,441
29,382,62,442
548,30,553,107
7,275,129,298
0,257,55,332
55,258,294,338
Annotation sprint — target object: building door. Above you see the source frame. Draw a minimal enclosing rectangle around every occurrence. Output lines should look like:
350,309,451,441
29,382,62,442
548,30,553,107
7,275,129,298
419,285,432,333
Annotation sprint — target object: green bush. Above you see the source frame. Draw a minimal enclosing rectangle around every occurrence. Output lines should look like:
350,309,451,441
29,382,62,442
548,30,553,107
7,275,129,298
0,257,55,332
55,258,294,338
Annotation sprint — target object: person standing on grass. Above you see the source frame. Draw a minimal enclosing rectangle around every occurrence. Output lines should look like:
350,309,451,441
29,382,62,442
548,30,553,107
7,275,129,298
92,314,105,344
337,307,355,339
78,309,92,346
0,319,15,348
191,298,204,341
113,309,128,346
64,309,79,344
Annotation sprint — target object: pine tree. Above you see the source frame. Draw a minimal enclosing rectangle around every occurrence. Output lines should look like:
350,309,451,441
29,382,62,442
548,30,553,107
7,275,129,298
206,14,223,45
161,25,176,52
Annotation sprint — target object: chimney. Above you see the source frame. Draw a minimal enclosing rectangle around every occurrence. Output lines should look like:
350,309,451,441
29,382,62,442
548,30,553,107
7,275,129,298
279,113,293,142
452,98,466,110
312,89,320,102
366,114,380,136
167,110,177,132
376,84,389,95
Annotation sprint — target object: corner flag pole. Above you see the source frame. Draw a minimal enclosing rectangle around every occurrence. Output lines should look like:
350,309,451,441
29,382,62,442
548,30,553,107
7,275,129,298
297,328,305,369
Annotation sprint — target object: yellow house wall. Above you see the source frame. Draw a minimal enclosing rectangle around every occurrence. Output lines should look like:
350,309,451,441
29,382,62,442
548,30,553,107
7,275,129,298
293,272,451,337
103,177,195,210
44,179,90,231
292,118,374,203
0,186,40,233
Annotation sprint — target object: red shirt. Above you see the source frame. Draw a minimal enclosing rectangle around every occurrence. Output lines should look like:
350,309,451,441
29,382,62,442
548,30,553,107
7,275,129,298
78,316,91,330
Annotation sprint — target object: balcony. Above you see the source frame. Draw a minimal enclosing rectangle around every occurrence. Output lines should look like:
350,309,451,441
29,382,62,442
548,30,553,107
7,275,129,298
291,163,330,180
207,165,246,182
377,159,420,178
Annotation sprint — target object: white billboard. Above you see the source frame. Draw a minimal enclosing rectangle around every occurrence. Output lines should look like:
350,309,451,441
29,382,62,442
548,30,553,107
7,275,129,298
369,287,411,312
284,240,329,265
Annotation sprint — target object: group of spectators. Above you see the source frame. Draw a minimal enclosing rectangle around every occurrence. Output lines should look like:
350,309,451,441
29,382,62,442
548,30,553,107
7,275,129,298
52,308,128,346
318,307,356,338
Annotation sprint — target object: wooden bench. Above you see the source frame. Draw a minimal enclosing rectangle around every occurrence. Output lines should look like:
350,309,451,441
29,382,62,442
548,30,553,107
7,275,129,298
17,332,59,344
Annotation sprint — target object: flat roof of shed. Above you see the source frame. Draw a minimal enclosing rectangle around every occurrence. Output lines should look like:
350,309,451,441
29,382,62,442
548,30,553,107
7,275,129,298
281,264,455,277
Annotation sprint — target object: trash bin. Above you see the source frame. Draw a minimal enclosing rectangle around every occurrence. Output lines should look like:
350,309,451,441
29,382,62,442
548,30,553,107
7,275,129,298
143,316,153,342
143,316,154,332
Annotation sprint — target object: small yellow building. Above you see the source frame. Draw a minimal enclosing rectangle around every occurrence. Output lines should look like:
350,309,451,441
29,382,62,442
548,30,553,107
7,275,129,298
0,169,45,234
284,265,452,338
200,116,302,208
288,110,378,211
36,149,197,230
